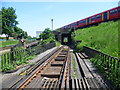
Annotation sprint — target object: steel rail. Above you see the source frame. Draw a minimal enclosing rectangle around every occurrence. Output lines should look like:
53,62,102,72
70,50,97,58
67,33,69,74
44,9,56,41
14,46,64,89
60,47,70,89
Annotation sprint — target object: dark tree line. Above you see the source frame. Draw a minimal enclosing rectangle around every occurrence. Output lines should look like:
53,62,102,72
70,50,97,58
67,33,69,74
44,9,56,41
1,7,28,40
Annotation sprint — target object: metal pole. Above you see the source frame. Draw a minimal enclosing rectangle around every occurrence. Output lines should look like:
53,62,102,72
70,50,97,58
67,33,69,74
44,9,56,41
51,19,53,31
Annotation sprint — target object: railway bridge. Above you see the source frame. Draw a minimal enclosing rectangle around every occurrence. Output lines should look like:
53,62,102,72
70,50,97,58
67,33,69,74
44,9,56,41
53,29,72,45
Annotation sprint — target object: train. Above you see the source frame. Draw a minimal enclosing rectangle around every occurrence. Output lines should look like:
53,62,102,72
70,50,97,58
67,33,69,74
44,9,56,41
58,6,120,31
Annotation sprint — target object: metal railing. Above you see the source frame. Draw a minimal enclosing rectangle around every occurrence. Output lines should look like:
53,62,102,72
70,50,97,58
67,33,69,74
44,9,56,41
0,42,56,72
83,46,120,88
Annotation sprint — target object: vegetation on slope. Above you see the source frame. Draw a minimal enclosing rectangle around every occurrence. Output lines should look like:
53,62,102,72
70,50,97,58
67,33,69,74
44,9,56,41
0,40,19,47
72,20,119,58
56,41,61,47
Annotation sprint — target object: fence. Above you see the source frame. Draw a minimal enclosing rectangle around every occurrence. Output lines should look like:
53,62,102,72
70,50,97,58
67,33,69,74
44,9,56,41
0,42,56,72
83,46,120,88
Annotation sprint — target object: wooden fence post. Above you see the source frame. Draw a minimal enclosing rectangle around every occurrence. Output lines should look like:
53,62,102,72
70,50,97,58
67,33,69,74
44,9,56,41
10,46,14,61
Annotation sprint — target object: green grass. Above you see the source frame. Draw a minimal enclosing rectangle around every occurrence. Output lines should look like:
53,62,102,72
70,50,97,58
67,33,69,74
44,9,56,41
73,20,119,58
0,40,19,47
72,53,78,78
90,55,120,88
0,47,37,72
40,38,55,45
56,41,61,47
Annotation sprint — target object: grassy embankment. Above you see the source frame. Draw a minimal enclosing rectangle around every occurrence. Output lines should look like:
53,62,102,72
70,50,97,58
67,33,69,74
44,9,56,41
0,40,19,48
73,20,119,58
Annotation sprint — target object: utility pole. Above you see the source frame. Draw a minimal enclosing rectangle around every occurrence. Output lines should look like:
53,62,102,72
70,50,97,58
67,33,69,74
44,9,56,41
51,19,53,31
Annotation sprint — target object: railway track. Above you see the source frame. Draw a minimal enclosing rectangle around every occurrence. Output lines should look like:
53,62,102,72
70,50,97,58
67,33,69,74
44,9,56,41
10,46,70,89
8,46,113,89
70,52,111,89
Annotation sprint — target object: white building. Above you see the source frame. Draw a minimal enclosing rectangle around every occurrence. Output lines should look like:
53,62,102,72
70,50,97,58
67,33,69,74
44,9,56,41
0,34,6,37
36,31,42,38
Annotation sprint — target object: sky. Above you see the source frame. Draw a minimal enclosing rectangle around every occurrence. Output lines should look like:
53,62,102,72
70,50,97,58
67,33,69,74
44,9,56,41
1,0,120,37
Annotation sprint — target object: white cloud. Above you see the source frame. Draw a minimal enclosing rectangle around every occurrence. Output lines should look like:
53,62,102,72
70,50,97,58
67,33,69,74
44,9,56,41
1,0,120,2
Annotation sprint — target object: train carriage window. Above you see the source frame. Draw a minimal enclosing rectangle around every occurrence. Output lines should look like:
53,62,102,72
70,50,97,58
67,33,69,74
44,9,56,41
66,25,70,28
110,9,117,15
96,15,101,19
91,17,95,20
71,23,77,26
79,21,82,24
66,26,68,28
68,25,70,28
65,26,69,29
118,8,120,12
79,20,86,24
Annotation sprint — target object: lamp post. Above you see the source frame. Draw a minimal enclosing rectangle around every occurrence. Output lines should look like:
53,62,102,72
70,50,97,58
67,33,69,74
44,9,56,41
51,19,53,31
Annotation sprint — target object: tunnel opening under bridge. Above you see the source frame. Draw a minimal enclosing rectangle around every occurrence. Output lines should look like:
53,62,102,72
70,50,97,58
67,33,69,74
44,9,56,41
61,33,72,45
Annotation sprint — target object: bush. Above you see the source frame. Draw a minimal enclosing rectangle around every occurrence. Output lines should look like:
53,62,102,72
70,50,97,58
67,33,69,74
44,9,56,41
75,42,87,52
2,64,15,72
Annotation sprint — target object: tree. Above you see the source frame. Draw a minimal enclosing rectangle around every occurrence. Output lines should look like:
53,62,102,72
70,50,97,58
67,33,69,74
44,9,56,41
0,11,2,34
2,7,18,39
27,36,32,40
39,33,44,40
39,28,55,45
32,37,37,40
39,28,54,40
